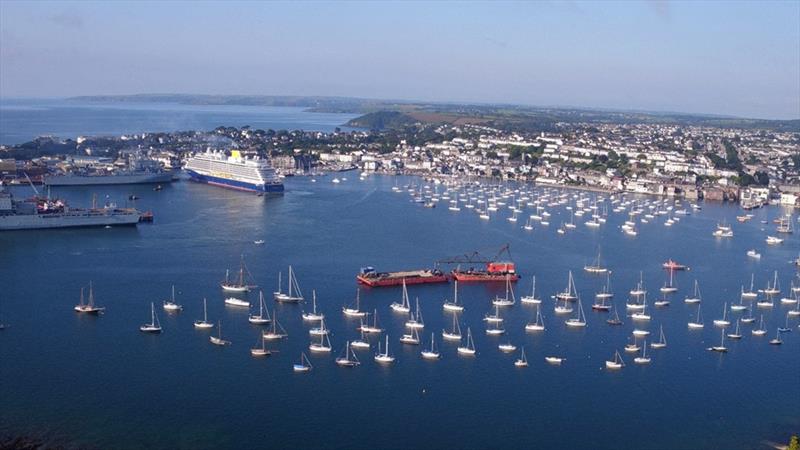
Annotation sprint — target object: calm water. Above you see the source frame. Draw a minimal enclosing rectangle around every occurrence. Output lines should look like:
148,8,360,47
0,98,359,144
0,177,798,449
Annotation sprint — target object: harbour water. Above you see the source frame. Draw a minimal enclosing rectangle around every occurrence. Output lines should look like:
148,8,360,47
0,98,359,145
0,176,798,449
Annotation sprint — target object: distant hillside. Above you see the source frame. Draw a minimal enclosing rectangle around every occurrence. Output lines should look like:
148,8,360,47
346,111,418,130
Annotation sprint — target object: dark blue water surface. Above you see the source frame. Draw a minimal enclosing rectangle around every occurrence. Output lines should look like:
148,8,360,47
0,98,359,144
0,177,798,449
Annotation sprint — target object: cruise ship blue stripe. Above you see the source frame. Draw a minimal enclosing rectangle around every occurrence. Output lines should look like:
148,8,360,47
185,170,284,193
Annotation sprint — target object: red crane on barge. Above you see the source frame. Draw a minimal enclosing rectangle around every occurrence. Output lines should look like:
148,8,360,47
440,244,520,283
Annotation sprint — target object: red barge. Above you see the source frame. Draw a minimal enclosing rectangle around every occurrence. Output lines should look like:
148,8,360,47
452,262,520,282
356,266,449,287
662,259,689,271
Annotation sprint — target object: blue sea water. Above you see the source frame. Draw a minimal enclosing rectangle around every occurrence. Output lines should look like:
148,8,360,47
0,176,798,449
0,98,359,145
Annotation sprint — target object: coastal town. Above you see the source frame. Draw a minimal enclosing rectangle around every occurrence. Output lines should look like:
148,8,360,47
1,116,798,209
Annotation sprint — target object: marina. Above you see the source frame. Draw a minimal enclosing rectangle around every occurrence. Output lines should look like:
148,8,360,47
0,175,798,450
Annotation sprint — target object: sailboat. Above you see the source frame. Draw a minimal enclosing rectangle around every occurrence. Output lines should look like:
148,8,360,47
625,337,642,352
139,302,162,333
650,325,667,348
523,217,534,231
374,335,396,363
713,302,730,327
248,291,271,324
209,321,232,346
631,295,651,321
741,306,757,323
335,341,360,367
443,280,465,311
688,307,704,329
405,298,425,329
350,330,371,349
221,257,256,292
514,347,528,367
485,318,506,335
731,293,748,312
274,266,304,303
162,285,183,312
605,350,625,369
685,280,702,304
74,283,105,314
343,289,367,317
420,332,441,359
778,313,792,333
555,271,578,302
756,294,774,309
583,248,608,273
752,314,767,336
595,272,614,302
302,290,324,321
707,329,728,352
293,352,313,372
660,269,677,293
520,276,542,304
741,274,758,299
359,309,384,333
634,341,651,364
769,328,783,345
727,320,743,339
309,318,330,336
262,310,288,340
763,271,780,296
629,272,647,297
194,298,214,329
390,280,412,313
492,275,516,306
606,308,623,326
400,327,421,344
442,314,462,340
250,336,271,357
308,330,332,352
457,327,476,355
525,306,546,331
484,304,504,323
565,299,587,327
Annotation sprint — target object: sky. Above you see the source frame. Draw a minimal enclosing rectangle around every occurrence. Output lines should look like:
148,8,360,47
0,1,798,120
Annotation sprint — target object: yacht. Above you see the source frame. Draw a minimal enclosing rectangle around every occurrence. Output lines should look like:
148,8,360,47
374,335,396,363
74,283,105,315
194,298,214,329
274,266,304,303
343,289,367,317
335,342,361,367
162,285,183,312
302,290,325,321
248,291,271,324
514,347,529,367
420,333,441,359
139,302,162,333
209,321,231,346
293,353,313,372
605,350,625,369
390,280,412,313
443,280,465,311
457,327,476,355
520,276,542,304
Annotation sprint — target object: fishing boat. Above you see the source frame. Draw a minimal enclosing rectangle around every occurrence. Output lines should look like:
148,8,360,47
421,333,440,359
660,269,677,293
274,266,304,303
374,335,396,363
250,336,271,357
209,321,231,346
688,307,704,329
221,257,257,292
662,259,688,271
224,297,250,308
405,298,425,329
565,299,587,327
713,302,730,327
442,314,462,340
525,307,546,331
685,280,702,304
752,315,767,336
248,291,271,324
302,290,324,321
457,327,476,355
335,342,361,367
634,342,651,364
443,280,465,312
707,329,728,352
650,325,667,348
400,327,421,344
293,352,313,372
514,347,528,367
162,285,183,312
606,308,623,326
308,331,332,352
359,310,384,333
74,283,105,314
262,310,288,340
520,276,542,304
727,320,743,339
194,298,214,329
139,302,163,333
390,280,412,313
605,350,625,369
343,289,367,317
492,275,516,306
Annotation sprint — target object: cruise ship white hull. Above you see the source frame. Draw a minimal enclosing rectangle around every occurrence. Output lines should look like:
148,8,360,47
0,211,141,230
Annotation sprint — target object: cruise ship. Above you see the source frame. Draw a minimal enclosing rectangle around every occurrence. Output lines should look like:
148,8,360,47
184,150,284,193
44,170,174,186
0,187,141,230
